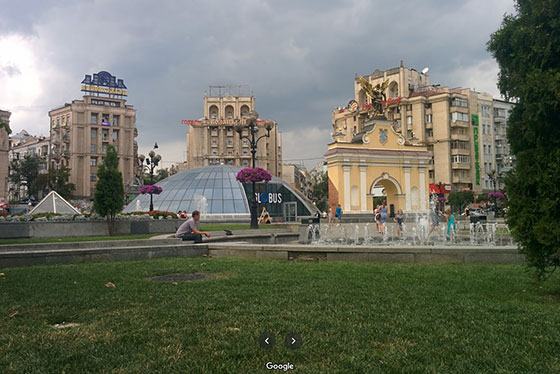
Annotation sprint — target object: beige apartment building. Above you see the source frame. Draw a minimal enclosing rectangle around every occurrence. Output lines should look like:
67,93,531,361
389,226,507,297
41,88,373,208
332,62,500,194
49,95,138,199
0,109,10,200
185,85,282,177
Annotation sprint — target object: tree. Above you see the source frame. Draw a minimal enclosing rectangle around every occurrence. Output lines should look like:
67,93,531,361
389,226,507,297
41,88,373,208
488,0,560,278
142,168,169,185
94,145,124,235
447,191,474,213
9,154,42,200
34,166,75,200
311,171,328,212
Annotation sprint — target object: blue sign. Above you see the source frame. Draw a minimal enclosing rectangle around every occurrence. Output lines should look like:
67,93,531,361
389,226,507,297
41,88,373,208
260,192,269,203
81,71,127,97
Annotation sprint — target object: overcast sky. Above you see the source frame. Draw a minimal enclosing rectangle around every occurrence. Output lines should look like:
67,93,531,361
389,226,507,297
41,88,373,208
0,0,514,169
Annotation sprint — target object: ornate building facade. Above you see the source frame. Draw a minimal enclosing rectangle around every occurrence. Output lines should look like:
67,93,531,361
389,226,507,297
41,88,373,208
185,85,282,177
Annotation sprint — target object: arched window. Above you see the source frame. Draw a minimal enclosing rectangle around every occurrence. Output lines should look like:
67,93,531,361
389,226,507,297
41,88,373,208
225,105,234,120
388,81,399,99
240,105,250,117
209,105,218,119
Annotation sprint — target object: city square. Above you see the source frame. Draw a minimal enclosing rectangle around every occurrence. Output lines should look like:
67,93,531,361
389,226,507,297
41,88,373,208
1,0,559,373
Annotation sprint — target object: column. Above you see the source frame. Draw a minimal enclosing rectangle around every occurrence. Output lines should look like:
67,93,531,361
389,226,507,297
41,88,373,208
419,167,426,211
360,166,367,211
343,165,351,212
404,167,411,212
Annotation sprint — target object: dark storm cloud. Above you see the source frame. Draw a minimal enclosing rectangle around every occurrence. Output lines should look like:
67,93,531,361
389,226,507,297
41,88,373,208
0,0,515,166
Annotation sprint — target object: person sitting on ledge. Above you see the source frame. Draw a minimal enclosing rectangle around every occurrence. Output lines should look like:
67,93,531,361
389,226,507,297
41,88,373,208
175,210,210,243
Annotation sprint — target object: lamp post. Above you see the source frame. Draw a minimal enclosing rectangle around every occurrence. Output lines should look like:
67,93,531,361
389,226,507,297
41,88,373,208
487,169,501,218
234,111,275,229
138,143,162,212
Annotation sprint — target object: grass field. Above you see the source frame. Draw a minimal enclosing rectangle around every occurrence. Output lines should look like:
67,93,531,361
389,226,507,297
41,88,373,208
1,258,559,373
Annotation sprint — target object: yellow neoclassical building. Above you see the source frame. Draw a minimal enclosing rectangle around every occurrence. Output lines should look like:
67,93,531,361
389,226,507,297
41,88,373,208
326,116,431,217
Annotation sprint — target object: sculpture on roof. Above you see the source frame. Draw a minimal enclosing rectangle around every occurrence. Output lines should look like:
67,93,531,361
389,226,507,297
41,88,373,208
359,76,389,116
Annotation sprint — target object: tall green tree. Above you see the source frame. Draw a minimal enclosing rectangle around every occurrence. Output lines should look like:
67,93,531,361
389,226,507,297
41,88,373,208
34,166,75,200
312,171,328,212
9,154,42,199
94,145,124,235
447,191,474,213
488,0,560,278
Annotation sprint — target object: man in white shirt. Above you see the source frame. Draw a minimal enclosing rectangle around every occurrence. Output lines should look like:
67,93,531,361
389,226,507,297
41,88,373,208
175,210,210,243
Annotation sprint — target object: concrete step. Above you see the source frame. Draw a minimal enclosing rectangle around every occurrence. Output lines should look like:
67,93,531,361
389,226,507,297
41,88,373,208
0,238,181,252
0,243,208,268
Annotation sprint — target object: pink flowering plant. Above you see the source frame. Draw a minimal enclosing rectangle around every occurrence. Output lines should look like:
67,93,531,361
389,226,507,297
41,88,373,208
140,184,163,195
487,191,505,200
236,167,272,184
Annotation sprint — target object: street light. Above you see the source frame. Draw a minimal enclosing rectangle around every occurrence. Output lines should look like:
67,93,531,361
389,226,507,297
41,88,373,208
138,144,162,212
487,169,501,218
234,111,274,229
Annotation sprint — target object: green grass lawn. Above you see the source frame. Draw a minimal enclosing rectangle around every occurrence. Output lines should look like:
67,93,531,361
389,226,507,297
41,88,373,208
0,234,159,245
1,258,559,374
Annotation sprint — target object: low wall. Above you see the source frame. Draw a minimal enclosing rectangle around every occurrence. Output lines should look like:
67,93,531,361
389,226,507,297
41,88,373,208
0,219,194,239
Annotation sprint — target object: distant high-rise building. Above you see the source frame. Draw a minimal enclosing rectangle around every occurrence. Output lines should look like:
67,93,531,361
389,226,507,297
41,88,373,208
48,71,139,199
492,99,515,189
0,109,10,200
185,85,282,177
332,63,510,194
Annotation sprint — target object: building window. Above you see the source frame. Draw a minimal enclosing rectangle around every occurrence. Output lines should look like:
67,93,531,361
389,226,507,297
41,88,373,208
113,115,119,126
114,145,118,152
102,144,107,153
91,128,97,139
429,170,434,179
451,140,469,149
407,130,413,138
426,129,433,138
90,157,97,166
451,98,468,108
102,129,109,141
209,105,218,119
240,105,250,117
90,173,96,181
90,144,97,153
242,159,249,167
406,116,412,125
242,149,249,156
211,149,218,156
425,114,432,123
90,113,98,124
451,112,469,122
452,155,470,163
225,105,234,119
211,137,218,145
112,130,119,142
406,104,412,111
481,105,491,117
227,137,233,147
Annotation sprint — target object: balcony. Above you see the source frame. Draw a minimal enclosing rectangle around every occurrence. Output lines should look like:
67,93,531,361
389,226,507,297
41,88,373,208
450,120,469,128
452,176,471,184
451,148,470,156
451,133,470,141
451,162,471,170
425,122,433,129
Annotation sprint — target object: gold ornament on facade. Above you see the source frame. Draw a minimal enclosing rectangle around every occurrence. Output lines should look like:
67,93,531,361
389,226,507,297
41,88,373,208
359,76,389,116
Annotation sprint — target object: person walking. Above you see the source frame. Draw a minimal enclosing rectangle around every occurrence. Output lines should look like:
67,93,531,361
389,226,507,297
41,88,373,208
379,200,388,232
446,208,456,239
328,207,334,224
175,210,210,243
335,204,342,222
394,209,406,237
429,206,441,235
374,204,382,233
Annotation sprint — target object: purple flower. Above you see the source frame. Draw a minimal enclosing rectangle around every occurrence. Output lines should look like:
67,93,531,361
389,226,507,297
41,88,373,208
487,191,505,200
236,167,272,184
437,196,446,202
141,184,163,195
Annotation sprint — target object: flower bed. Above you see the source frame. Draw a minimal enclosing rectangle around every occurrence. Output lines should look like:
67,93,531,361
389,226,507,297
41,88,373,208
236,167,272,184
140,185,163,195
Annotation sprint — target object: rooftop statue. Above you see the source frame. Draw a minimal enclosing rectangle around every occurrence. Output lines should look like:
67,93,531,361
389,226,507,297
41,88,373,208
359,76,389,117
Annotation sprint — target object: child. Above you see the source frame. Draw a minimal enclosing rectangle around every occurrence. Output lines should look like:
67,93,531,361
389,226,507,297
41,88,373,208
394,209,406,236
446,208,456,238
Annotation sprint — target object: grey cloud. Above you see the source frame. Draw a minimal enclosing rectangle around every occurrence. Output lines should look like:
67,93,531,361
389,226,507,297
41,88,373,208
1,0,515,166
